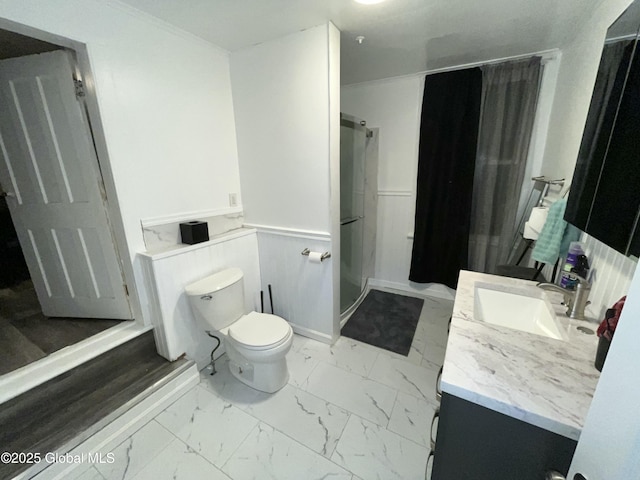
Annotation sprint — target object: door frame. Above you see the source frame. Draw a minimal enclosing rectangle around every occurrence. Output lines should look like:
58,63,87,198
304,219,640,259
0,18,142,324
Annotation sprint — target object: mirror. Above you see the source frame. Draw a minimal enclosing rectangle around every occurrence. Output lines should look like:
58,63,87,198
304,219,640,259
565,0,640,257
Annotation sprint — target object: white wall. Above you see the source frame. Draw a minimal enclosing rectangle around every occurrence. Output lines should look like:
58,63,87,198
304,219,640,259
342,76,424,192
569,254,640,479
231,24,332,233
341,76,426,291
0,0,242,323
231,23,340,341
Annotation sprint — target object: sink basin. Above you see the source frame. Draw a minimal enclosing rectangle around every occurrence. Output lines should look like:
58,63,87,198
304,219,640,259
474,283,567,341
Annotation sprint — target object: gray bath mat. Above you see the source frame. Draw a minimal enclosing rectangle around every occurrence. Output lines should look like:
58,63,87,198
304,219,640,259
341,289,424,356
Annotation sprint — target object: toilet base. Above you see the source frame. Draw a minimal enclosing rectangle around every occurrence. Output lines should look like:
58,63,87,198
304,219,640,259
227,357,289,393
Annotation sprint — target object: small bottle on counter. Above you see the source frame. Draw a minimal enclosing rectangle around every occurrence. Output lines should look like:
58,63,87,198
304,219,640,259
560,242,585,290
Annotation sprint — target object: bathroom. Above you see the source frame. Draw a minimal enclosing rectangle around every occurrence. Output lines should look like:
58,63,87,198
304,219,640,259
0,0,639,479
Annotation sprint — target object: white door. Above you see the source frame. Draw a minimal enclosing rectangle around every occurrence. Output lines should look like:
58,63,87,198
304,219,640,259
0,50,132,319
566,264,640,479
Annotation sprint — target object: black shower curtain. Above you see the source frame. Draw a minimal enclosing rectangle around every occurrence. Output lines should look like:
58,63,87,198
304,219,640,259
409,68,482,288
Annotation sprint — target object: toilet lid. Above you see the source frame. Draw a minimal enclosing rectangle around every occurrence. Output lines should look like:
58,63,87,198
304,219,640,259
228,312,291,348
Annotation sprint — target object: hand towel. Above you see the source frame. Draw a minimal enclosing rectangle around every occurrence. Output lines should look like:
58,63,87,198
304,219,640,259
531,198,574,265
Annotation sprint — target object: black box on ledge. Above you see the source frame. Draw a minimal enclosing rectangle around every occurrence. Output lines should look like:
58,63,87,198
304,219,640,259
180,221,209,245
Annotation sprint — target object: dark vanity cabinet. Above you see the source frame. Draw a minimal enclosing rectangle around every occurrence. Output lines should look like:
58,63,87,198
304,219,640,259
565,12,640,257
431,393,577,480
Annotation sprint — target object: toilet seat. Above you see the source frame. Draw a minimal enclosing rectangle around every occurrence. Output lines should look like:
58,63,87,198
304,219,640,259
228,312,292,351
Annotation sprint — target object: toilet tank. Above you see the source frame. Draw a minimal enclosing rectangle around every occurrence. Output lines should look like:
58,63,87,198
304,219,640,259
185,268,245,332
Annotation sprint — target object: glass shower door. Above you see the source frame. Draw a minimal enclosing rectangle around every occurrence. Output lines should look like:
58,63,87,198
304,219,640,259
340,114,367,313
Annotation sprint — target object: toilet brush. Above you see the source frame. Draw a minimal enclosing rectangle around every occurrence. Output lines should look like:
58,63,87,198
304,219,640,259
268,284,274,315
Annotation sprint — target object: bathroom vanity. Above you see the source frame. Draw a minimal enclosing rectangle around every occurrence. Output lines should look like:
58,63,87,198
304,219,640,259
431,271,601,480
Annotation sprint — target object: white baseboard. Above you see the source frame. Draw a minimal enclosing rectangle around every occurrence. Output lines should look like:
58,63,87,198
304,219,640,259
31,363,199,480
289,322,333,345
245,223,331,241
368,278,455,301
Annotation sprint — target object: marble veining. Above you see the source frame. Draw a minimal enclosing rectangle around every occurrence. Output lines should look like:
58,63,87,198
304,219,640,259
241,384,350,457
155,385,258,467
442,270,601,440
130,438,231,480
142,212,244,252
368,353,438,403
387,391,438,448
95,420,174,480
47,293,455,480
304,362,397,427
331,415,428,480
222,423,352,480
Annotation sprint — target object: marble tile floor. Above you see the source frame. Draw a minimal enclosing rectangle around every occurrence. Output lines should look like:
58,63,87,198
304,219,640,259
72,293,453,480
0,332,190,480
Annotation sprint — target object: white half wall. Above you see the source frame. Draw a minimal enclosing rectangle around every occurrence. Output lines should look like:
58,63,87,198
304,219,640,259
139,229,261,368
253,228,334,342
231,23,340,340
0,0,242,324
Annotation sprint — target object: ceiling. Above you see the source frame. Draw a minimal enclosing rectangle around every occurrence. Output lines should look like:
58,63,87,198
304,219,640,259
0,29,61,60
608,0,640,39
121,0,599,84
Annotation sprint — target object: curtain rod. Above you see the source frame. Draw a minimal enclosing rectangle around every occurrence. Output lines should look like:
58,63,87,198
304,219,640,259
342,48,560,88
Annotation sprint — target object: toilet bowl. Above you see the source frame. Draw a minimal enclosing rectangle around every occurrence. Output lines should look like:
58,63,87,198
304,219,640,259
185,268,293,393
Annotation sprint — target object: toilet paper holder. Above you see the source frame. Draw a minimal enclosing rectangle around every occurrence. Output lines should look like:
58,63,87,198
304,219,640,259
301,248,331,261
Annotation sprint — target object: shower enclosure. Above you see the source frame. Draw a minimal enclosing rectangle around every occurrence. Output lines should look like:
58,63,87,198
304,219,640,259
340,113,378,315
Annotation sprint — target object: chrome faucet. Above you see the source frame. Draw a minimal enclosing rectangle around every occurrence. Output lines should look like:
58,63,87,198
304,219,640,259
537,275,591,320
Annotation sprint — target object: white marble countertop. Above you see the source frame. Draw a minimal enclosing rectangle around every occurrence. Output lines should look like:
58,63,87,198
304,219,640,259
442,270,601,441
139,227,256,259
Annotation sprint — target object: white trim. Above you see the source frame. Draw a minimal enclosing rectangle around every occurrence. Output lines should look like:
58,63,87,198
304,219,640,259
139,227,257,260
342,49,561,88
73,48,143,325
140,206,243,228
289,322,333,345
245,223,331,241
0,322,151,404
377,190,412,197
30,363,199,480
368,278,456,301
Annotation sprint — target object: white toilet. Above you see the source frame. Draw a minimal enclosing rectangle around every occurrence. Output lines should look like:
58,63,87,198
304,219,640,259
185,268,293,393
